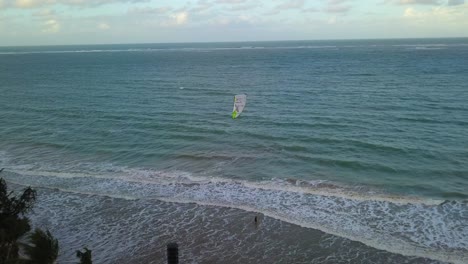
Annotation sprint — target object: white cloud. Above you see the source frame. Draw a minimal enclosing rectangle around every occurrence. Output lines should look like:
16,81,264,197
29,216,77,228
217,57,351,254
386,0,441,5
2,0,468,45
302,7,318,12
266,0,306,15
32,8,56,17
191,0,213,13
15,0,40,8
98,22,110,30
404,7,421,17
328,0,348,4
4,0,149,9
42,18,59,33
208,12,258,28
324,0,352,14
275,0,305,10
128,6,172,15
403,4,467,22
448,0,464,5
216,0,248,3
171,11,188,25
227,3,260,11
324,5,351,13
328,15,337,24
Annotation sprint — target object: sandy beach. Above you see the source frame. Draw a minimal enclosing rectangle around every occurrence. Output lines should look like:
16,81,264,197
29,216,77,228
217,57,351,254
25,187,443,264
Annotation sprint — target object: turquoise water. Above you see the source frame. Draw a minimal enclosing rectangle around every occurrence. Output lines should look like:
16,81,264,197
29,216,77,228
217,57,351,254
1,38,467,198
1,38,467,263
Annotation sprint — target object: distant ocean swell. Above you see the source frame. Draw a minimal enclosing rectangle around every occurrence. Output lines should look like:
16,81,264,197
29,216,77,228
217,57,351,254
1,42,468,55
0,46,338,55
1,162,467,264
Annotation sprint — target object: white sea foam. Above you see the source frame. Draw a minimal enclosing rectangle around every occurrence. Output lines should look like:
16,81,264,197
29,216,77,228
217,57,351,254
2,42,467,55
0,45,340,55
393,44,449,47
413,47,444,50
1,164,467,264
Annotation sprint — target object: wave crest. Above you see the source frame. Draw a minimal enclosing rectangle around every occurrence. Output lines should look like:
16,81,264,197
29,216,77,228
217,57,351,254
2,166,467,264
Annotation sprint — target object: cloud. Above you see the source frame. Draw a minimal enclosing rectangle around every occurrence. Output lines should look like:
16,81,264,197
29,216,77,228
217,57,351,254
3,0,149,9
128,6,172,15
215,0,248,3
403,4,467,23
266,0,305,14
227,3,260,11
171,11,188,25
42,18,59,33
448,0,464,5
189,0,259,12
126,5,190,28
15,0,41,8
276,0,305,10
32,8,56,17
404,7,422,17
386,0,441,5
324,0,352,13
98,22,110,30
327,0,348,4
302,7,318,12
209,13,256,28
386,0,466,6
190,0,214,13
324,5,351,13
328,16,337,24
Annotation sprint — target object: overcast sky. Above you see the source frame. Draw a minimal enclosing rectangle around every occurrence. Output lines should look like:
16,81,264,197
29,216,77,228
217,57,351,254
0,0,467,46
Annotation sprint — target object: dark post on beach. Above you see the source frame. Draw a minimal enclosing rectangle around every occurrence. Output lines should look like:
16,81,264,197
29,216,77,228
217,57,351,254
167,243,179,264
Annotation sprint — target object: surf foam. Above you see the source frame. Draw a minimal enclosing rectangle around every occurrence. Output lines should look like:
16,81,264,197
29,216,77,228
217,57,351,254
1,165,467,264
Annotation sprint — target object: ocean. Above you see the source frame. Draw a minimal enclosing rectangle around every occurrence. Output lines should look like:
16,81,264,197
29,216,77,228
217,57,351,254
0,38,467,263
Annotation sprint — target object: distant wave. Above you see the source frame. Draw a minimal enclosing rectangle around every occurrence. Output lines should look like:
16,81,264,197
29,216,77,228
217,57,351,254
0,45,340,55
392,43,468,47
2,42,468,55
392,43,468,51
1,161,467,264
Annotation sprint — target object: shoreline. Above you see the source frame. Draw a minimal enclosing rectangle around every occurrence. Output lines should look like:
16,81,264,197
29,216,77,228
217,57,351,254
4,169,465,264
27,187,446,264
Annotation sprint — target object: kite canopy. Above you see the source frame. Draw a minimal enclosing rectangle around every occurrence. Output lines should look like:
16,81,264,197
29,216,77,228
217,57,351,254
232,94,246,119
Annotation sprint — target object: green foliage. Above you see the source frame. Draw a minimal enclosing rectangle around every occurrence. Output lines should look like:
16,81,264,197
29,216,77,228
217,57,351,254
1,177,93,264
0,178,37,264
0,179,37,217
24,228,59,264
76,247,92,264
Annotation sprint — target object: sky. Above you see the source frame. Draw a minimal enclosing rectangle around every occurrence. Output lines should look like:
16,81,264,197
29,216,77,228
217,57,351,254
0,0,467,46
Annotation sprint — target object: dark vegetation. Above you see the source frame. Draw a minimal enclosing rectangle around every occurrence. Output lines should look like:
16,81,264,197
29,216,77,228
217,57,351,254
0,171,92,264
76,248,92,264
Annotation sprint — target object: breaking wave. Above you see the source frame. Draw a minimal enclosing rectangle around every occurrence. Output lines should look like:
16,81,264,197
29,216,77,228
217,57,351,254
1,162,467,264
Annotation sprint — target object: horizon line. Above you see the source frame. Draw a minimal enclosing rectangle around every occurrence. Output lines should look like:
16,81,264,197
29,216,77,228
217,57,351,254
2,36,468,48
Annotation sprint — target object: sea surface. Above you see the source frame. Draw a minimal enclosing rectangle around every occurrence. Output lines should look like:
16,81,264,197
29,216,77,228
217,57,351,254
0,38,467,263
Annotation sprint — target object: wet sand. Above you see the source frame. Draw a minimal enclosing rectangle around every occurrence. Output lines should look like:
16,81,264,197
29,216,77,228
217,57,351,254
28,188,443,263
